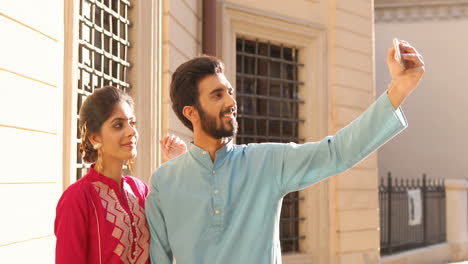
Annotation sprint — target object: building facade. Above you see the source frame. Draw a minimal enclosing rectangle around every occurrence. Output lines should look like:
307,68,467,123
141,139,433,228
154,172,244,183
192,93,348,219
0,1,380,263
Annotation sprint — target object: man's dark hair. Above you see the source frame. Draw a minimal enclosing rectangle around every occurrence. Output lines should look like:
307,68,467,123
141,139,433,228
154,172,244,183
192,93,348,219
170,55,225,131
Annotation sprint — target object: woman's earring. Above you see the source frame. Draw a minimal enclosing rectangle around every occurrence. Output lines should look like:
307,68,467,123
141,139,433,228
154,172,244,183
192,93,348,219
93,143,103,172
126,159,134,174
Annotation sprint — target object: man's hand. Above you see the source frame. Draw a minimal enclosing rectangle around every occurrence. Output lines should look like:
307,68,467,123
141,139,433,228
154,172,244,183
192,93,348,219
387,40,425,109
160,134,188,160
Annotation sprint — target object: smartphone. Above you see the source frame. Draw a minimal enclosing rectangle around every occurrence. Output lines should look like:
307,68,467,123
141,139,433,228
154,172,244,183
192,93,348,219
393,38,405,68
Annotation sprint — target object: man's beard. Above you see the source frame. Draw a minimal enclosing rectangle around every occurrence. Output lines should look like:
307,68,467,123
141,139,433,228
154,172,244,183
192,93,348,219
196,104,238,139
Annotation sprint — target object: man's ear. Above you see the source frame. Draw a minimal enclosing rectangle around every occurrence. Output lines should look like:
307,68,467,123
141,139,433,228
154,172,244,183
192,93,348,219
183,105,199,124
88,133,102,147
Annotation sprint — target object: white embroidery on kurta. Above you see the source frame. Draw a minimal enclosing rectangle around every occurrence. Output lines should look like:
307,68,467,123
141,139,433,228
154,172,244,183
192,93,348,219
93,181,149,264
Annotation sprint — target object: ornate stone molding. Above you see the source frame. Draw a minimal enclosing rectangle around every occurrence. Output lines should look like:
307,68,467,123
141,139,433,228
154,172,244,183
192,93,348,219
375,0,468,23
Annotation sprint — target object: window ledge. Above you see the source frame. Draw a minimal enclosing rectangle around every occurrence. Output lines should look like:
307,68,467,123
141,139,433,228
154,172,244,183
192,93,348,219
282,253,315,264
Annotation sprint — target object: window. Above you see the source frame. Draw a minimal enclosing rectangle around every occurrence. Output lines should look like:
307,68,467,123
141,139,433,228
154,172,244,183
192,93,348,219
75,0,132,179
235,37,305,252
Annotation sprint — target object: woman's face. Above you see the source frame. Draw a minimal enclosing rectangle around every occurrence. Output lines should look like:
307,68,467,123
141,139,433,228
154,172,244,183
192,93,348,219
92,101,138,163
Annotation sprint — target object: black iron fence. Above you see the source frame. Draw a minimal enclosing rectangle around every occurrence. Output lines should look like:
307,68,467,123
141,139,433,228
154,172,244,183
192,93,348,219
379,173,446,255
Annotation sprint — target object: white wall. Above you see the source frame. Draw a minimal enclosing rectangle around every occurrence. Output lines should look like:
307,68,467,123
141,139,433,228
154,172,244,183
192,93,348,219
0,0,64,263
376,19,468,180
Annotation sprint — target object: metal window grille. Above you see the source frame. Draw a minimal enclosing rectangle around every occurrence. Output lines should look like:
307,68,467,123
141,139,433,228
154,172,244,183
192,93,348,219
235,38,305,252
379,173,446,255
75,0,132,179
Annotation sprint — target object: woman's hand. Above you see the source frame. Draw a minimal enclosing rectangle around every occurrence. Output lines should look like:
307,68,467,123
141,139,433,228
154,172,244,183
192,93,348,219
160,134,188,160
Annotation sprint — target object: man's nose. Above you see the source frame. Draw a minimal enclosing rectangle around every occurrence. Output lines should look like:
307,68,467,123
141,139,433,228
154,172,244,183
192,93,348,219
226,94,237,108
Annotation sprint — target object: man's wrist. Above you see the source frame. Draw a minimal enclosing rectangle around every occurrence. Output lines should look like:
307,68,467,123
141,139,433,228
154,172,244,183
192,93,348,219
387,81,409,109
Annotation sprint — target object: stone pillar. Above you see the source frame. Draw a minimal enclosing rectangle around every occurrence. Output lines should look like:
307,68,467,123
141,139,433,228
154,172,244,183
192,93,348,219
445,179,468,261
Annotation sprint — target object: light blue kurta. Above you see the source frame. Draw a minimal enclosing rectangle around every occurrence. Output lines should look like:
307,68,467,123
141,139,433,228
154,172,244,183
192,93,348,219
146,92,407,264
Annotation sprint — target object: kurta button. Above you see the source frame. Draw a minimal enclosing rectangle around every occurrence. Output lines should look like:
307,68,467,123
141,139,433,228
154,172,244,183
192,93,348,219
214,210,220,214
212,170,216,174
202,151,207,154
132,222,136,226
213,190,219,195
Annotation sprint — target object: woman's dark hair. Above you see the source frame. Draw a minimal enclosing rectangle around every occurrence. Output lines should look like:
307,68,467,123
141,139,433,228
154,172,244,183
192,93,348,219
79,86,134,163
170,55,224,131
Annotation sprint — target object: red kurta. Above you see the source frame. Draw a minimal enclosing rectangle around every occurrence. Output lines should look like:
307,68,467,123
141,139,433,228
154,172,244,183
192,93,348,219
55,166,150,264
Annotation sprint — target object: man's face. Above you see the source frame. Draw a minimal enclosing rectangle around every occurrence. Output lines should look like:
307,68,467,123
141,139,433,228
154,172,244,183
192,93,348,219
196,73,238,139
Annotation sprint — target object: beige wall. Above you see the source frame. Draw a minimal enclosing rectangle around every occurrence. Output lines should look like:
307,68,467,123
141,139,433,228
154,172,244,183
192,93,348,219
225,0,328,24
375,2,468,180
328,1,380,263
0,1,64,263
162,0,202,143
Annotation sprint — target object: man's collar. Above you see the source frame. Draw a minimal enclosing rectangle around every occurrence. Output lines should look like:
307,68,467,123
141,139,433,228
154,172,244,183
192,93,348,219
189,138,234,165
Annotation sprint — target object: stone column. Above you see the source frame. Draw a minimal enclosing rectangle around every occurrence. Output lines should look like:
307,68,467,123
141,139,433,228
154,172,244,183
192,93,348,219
445,179,468,261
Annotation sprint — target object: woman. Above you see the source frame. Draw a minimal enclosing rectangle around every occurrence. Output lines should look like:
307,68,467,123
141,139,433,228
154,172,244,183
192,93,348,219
55,86,186,264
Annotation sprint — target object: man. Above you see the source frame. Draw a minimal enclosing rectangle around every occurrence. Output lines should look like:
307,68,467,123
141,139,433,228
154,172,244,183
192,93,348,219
146,40,425,264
